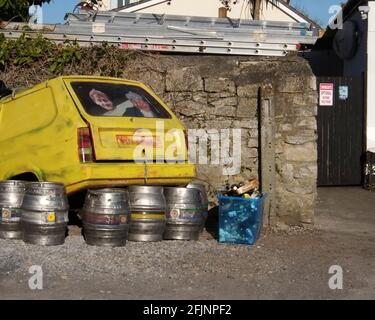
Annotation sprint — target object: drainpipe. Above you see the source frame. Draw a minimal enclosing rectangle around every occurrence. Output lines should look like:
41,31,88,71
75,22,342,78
218,7,228,18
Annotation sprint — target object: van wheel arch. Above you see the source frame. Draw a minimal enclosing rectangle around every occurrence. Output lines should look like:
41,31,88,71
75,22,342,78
9,173,40,182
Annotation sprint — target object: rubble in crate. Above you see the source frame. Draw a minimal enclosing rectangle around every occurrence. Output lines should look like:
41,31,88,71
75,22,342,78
222,179,260,198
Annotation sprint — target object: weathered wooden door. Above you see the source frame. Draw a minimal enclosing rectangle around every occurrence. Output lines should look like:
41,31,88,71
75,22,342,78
317,76,365,186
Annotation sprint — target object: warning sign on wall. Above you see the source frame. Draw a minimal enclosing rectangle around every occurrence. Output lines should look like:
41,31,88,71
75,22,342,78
319,83,334,106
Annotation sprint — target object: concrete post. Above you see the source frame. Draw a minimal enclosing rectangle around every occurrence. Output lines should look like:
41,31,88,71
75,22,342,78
259,85,276,227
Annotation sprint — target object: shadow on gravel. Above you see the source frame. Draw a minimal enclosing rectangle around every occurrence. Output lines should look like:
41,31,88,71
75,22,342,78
65,191,86,238
205,206,219,240
67,191,86,228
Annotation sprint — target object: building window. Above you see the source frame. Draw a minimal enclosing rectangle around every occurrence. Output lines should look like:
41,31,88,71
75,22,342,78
117,0,130,7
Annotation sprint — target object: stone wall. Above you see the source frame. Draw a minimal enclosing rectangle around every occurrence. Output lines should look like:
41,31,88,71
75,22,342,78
119,54,318,229
1,52,318,228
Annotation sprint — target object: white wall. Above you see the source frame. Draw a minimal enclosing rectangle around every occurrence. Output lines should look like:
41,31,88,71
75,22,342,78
101,0,111,10
118,0,299,22
101,0,139,10
367,1,375,151
261,2,303,22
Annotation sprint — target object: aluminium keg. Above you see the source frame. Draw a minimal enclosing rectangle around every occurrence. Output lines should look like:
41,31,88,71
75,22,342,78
21,182,69,246
187,182,209,232
163,187,204,240
128,186,166,242
0,180,26,239
82,189,130,247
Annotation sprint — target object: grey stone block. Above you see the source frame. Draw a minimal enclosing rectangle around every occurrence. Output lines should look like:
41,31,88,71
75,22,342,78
204,77,236,93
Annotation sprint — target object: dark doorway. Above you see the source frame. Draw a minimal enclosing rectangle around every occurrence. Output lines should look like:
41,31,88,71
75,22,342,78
317,76,365,186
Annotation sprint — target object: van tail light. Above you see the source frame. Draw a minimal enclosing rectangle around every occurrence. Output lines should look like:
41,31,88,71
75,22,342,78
78,127,94,163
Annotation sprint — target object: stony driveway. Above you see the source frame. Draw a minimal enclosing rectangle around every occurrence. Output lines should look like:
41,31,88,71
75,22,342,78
0,187,374,300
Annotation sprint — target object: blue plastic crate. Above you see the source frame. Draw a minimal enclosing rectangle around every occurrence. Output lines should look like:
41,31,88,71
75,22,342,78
218,194,265,245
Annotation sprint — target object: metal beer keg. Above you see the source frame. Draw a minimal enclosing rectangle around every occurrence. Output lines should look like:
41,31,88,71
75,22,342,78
187,182,209,232
0,180,26,239
163,187,204,240
21,182,69,246
128,186,166,242
82,188,130,247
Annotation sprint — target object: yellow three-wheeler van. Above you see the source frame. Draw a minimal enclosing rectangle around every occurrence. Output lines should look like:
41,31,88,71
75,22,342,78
0,76,196,194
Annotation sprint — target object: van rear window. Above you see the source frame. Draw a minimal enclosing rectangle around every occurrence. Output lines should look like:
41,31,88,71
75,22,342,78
70,82,171,119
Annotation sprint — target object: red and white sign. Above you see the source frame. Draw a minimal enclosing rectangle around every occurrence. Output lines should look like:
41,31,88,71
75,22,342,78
319,83,334,106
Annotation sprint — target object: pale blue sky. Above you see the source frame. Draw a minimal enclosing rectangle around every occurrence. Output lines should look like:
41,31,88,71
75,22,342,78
290,0,348,26
42,0,348,26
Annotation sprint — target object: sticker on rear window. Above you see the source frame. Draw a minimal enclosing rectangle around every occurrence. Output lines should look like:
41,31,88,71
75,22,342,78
70,82,171,119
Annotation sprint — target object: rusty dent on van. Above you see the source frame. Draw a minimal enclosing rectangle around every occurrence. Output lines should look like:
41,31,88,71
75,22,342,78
0,76,196,194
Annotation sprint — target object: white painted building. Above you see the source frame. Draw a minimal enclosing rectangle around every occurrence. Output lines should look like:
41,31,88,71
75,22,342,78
101,0,139,11
101,0,319,26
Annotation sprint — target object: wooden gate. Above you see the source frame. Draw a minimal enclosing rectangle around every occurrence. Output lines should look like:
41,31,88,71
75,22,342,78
317,76,365,186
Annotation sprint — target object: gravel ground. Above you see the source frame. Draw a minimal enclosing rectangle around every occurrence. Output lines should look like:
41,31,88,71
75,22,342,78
0,187,374,300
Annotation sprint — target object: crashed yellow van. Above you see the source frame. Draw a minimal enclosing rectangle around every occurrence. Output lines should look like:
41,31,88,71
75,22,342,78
0,76,196,194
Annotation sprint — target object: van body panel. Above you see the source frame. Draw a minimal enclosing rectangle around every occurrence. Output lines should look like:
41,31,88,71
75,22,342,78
63,78,188,162
0,76,195,193
64,162,196,194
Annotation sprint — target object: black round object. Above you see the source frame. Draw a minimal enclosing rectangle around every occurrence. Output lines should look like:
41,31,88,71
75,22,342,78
333,20,359,60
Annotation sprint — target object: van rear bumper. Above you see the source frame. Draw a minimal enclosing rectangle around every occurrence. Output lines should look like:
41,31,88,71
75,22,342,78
66,162,196,194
